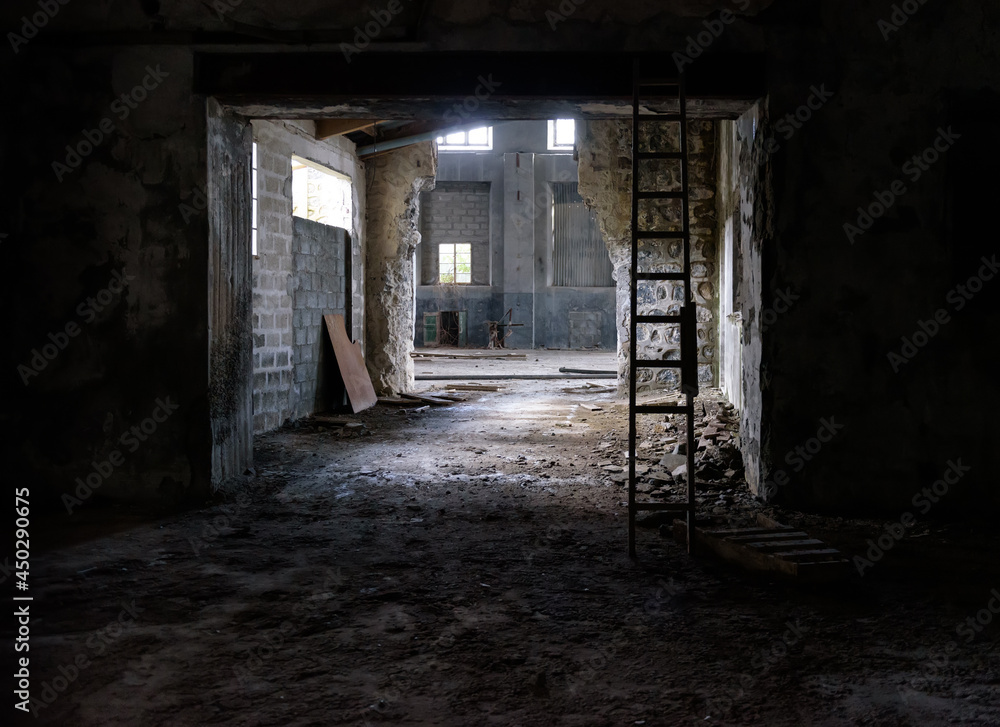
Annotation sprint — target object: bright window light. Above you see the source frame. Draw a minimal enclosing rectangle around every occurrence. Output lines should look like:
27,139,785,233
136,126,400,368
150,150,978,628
548,119,576,151
291,155,353,229
436,127,493,151
439,243,472,284
251,142,259,256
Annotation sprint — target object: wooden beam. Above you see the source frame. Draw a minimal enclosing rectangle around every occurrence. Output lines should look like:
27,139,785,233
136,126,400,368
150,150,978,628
315,119,379,140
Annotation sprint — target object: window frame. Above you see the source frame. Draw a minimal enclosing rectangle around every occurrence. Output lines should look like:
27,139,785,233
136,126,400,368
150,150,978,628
438,243,473,285
290,155,353,229
251,141,259,257
547,119,576,152
436,127,494,152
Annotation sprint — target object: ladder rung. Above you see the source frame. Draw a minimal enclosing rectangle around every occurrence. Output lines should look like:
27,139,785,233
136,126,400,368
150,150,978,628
635,315,682,324
636,272,686,281
634,360,682,368
635,405,692,414
637,114,683,122
633,503,692,513
637,152,684,160
637,231,686,239
636,191,685,200
638,78,680,87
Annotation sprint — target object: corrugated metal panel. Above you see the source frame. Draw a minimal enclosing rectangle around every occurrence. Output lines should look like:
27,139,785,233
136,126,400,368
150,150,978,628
552,183,614,287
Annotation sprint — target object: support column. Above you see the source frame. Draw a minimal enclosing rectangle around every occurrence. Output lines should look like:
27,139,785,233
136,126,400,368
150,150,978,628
364,143,437,395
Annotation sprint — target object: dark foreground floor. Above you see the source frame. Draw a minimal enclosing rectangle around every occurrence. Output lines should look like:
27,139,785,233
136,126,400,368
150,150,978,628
21,382,1000,726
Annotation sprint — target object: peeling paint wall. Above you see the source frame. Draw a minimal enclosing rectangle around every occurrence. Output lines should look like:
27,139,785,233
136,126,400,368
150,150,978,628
364,143,437,395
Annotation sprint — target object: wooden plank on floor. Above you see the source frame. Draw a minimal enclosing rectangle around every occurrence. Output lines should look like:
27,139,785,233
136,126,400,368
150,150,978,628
745,539,827,550
675,520,849,581
410,352,527,359
446,384,501,392
725,531,810,542
323,314,377,414
399,392,453,406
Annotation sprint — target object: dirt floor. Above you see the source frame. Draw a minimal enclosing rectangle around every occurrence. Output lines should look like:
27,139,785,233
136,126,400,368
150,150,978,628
23,354,1000,726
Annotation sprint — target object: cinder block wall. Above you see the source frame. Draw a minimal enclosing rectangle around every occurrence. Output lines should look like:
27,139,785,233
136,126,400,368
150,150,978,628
420,181,491,285
251,120,364,433
292,218,348,419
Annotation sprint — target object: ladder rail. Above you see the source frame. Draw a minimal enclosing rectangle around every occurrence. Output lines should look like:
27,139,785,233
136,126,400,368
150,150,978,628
628,57,697,558
628,57,640,558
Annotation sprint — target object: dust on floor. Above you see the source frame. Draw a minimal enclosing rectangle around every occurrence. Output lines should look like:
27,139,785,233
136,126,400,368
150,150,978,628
26,379,1000,726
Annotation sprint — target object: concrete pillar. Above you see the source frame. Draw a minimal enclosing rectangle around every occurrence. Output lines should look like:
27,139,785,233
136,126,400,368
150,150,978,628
364,143,437,395
577,120,633,395
502,152,536,348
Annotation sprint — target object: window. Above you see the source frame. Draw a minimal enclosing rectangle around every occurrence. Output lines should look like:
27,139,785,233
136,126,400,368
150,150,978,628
436,127,493,151
251,142,259,256
548,119,576,151
291,156,353,229
439,243,472,284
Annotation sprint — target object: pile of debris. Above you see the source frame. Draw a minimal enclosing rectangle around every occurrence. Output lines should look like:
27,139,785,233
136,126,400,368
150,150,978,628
624,394,760,517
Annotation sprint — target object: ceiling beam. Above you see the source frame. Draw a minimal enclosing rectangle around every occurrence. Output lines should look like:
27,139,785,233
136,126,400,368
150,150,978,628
315,119,381,139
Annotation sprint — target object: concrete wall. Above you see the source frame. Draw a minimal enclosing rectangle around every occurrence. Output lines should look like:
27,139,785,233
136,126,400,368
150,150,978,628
4,47,212,509
415,121,617,351
250,120,363,432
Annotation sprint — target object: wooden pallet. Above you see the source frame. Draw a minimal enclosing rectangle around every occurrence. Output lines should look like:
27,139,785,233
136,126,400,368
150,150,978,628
673,516,850,582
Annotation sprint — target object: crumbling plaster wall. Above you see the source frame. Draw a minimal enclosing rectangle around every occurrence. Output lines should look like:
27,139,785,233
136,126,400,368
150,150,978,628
578,119,719,397
716,102,770,497
365,143,438,395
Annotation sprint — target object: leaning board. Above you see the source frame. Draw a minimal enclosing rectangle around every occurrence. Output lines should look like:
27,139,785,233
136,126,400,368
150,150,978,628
323,314,377,414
